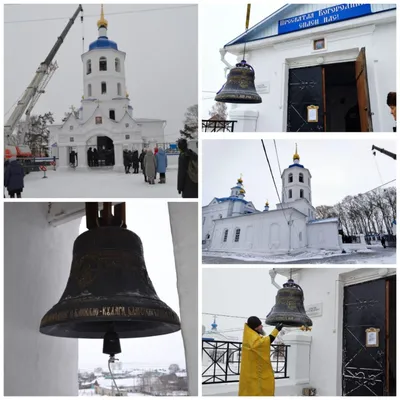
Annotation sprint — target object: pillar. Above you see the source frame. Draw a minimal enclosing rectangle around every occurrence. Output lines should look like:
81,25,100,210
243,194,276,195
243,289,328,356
168,203,198,395
229,109,259,132
57,146,69,171
113,143,124,172
76,144,88,170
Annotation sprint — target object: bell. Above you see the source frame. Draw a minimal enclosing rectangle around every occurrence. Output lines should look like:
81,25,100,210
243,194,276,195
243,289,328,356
215,60,262,104
40,223,181,339
265,279,312,327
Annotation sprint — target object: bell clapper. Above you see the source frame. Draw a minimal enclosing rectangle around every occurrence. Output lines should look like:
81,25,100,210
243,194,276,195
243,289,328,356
103,330,122,396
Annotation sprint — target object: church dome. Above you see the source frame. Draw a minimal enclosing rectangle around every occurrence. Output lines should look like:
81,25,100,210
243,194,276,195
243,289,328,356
293,143,300,161
89,37,118,50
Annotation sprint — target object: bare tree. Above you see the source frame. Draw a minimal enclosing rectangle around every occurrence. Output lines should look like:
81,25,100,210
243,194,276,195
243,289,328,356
209,102,228,120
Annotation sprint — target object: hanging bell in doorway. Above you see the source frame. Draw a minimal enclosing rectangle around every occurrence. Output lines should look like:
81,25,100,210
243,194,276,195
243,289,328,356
40,203,181,339
215,60,262,104
265,279,312,327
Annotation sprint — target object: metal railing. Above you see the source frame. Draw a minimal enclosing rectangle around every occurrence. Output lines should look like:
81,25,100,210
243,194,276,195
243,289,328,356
202,120,237,132
202,339,290,384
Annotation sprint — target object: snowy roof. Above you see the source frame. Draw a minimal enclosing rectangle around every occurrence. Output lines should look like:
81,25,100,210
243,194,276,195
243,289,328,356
217,206,306,221
308,217,338,224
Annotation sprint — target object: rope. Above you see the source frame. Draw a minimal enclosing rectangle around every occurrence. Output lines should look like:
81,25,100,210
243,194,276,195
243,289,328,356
373,153,384,185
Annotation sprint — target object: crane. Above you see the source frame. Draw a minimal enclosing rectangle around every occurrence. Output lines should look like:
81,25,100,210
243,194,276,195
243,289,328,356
371,145,396,160
4,4,83,143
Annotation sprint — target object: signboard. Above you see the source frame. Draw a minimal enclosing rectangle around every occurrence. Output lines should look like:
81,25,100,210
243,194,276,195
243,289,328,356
365,327,380,347
278,4,372,35
306,303,323,317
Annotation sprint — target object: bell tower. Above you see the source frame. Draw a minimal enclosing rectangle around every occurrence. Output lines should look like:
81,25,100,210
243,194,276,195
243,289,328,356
80,5,131,122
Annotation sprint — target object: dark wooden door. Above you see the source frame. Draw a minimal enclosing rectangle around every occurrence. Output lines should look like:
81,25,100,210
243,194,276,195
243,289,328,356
342,278,386,396
287,66,324,132
355,47,373,132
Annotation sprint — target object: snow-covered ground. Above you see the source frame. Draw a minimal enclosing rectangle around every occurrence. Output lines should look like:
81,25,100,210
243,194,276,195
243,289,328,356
11,167,180,198
79,388,149,396
203,247,396,265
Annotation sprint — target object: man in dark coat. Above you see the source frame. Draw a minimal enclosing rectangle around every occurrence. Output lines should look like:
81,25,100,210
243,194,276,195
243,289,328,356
93,148,99,167
139,149,146,178
132,150,139,174
87,147,93,167
4,157,25,198
177,138,198,198
123,150,130,174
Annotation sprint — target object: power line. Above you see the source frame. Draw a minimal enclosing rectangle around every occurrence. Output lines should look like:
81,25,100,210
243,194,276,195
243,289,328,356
5,5,196,24
363,179,396,195
203,312,248,319
273,139,282,177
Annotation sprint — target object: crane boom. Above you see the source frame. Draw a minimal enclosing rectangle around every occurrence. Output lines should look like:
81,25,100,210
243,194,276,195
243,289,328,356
4,4,83,140
371,145,397,160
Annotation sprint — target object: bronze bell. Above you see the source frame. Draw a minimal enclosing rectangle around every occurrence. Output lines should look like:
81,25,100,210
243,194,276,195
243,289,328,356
40,203,180,340
215,60,262,104
265,279,312,327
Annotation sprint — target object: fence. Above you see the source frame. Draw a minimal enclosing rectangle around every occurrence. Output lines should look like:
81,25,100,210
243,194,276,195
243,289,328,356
202,120,237,132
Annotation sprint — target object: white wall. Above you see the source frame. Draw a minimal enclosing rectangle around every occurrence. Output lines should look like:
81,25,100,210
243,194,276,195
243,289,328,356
307,221,341,250
4,203,80,396
202,201,230,241
228,15,396,132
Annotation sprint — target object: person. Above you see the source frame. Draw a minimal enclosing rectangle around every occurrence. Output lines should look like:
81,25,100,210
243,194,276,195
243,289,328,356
87,147,93,167
238,316,283,396
177,138,198,198
139,149,146,173
93,148,99,167
381,235,387,249
132,150,139,174
4,156,25,198
387,92,396,131
144,149,157,185
156,148,168,183
154,147,159,180
123,149,130,174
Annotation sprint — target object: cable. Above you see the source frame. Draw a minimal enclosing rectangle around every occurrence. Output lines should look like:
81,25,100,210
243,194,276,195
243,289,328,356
5,5,196,24
373,155,384,185
108,358,120,396
203,312,248,319
273,139,282,177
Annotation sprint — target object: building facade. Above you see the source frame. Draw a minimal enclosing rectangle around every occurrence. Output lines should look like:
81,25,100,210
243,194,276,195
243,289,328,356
50,6,166,171
221,4,396,132
203,146,341,254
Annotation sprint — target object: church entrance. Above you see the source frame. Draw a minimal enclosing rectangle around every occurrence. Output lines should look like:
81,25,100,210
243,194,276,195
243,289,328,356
87,136,115,167
287,47,372,132
342,276,396,396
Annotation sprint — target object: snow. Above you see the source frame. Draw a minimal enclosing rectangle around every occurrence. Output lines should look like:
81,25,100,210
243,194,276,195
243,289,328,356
350,253,397,265
13,167,180,198
307,218,338,224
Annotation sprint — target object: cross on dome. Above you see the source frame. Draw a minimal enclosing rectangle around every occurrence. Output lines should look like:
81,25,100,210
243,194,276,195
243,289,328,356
293,143,300,162
97,4,108,29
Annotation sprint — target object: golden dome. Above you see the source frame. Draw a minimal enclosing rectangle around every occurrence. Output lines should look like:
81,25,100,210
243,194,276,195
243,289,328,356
239,189,246,194
97,4,108,28
293,143,300,161
265,200,269,207
237,173,243,184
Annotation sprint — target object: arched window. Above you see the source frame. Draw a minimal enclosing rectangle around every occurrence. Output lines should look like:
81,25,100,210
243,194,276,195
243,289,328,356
99,57,107,71
300,189,304,198
289,189,292,198
117,83,122,96
101,82,107,94
234,228,241,242
86,60,92,75
223,229,229,242
115,58,121,72
88,84,92,97
299,173,304,183
289,173,293,183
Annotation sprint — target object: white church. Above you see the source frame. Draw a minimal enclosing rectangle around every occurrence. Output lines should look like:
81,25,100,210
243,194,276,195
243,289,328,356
50,6,166,171
202,146,342,254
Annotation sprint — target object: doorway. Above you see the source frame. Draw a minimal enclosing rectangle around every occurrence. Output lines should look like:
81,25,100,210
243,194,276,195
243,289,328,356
287,47,372,132
342,275,396,396
97,136,114,166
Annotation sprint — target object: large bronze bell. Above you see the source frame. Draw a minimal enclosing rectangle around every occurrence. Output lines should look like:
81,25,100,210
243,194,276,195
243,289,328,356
215,60,262,104
40,203,181,340
265,279,312,327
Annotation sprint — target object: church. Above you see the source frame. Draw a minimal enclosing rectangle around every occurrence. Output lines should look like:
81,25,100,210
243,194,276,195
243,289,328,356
50,6,166,171
219,3,396,132
202,146,342,254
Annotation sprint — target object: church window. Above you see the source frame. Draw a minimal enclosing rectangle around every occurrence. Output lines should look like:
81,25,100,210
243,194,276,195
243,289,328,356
109,110,115,120
308,178,310,185
299,173,304,183
99,57,107,71
115,58,121,72
223,229,229,242
88,84,92,97
86,60,92,74
101,82,107,94
117,83,122,96
125,123,129,128
219,214,222,219
206,234,210,239
289,189,292,198
289,173,293,183
125,135,130,140
234,228,241,242
202,217,206,225
300,189,304,198
69,137,74,142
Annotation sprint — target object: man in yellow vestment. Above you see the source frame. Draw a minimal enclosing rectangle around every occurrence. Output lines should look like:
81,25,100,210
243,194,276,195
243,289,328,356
238,316,283,396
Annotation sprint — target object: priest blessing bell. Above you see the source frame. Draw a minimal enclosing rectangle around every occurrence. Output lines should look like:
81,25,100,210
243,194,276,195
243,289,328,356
215,4,262,104
265,279,313,328
40,202,181,359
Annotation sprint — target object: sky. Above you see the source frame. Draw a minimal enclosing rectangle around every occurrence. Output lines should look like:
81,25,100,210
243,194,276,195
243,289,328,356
4,4,198,141
78,202,186,371
202,3,282,118
203,268,287,340
202,139,396,210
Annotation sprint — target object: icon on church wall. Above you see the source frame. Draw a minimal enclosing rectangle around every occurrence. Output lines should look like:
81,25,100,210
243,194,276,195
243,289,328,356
313,38,325,50
95,116,102,125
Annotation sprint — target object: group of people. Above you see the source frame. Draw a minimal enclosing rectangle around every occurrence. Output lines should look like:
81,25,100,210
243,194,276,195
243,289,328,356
138,147,168,185
87,147,114,167
123,149,140,174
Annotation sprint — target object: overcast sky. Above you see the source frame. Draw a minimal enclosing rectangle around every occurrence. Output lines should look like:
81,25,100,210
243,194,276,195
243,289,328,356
4,4,197,141
202,3,282,118
203,268,287,340
78,202,186,371
202,139,396,210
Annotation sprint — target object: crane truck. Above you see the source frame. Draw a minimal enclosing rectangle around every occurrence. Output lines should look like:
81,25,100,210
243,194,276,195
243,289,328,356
4,4,83,172
371,145,396,160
